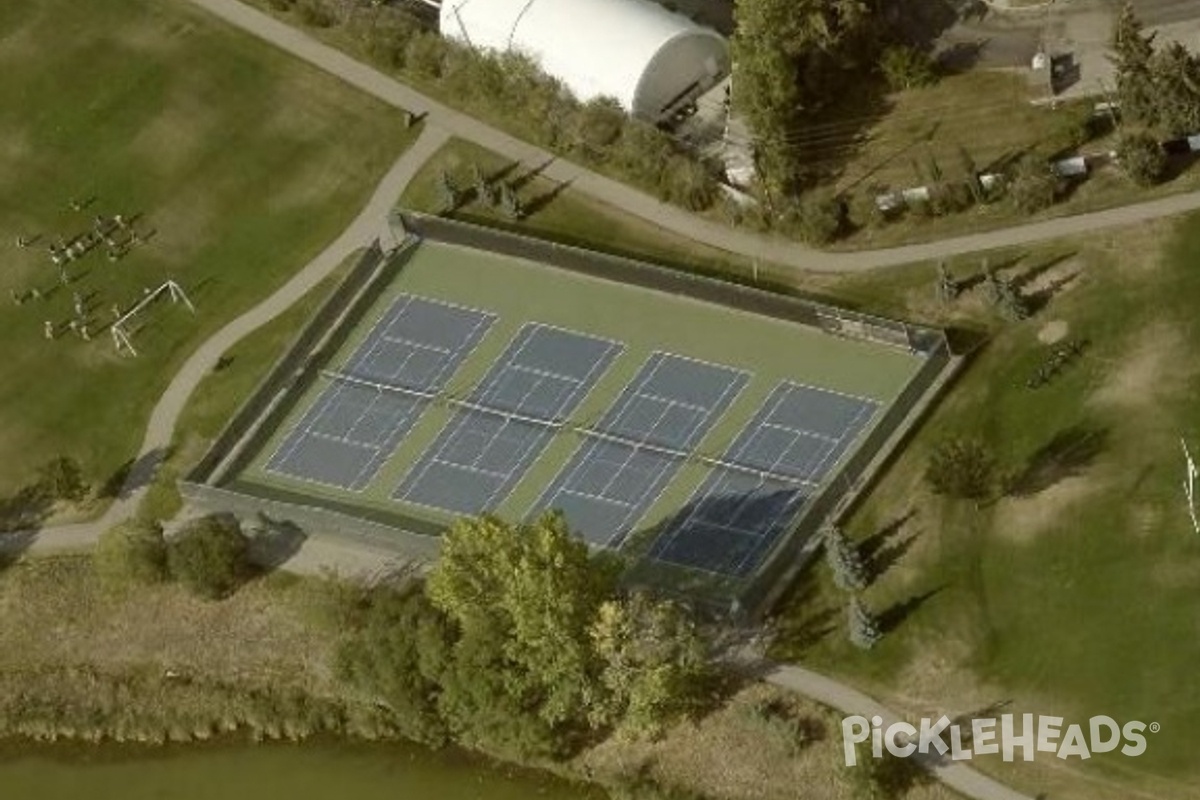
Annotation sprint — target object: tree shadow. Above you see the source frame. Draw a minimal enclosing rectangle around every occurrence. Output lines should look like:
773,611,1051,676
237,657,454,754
768,556,838,659
116,447,172,500
937,39,987,75
1004,424,1107,497
245,513,308,571
483,160,522,188
0,485,54,534
523,179,573,217
858,509,916,564
0,530,36,572
1008,251,1076,292
509,157,555,192
878,585,944,634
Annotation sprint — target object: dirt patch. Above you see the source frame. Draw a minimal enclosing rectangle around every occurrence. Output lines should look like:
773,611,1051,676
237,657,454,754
127,92,215,175
580,683,957,800
1088,321,1192,410
1037,319,1069,344
0,557,335,692
992,476,1101,544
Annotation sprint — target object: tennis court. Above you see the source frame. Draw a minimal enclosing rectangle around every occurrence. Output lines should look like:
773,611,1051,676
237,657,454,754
263,294,494,490
530,352,749,547
234,234,932,595
393,324,623,515
647,382,880,576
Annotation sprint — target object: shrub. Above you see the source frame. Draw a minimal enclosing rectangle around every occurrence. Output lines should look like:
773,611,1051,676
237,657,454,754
95,519,168,590
167,515,250,600
661,155,718,211
1006,155,1061,214
295,0,335,28
1116,131,1167,187
267,0,296,9
879,45,939,91
925,438,994,499
38,456,87,503
787,192,846,245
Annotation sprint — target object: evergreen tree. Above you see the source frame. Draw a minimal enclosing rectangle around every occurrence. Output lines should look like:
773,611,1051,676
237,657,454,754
935,260,958,304
469,163,492,207
824,526,868,591
498,182,524,220
996,278,1029,321
436,169,459,214
1109,2,1158,130
1152,42,1200,137
848,595,882,650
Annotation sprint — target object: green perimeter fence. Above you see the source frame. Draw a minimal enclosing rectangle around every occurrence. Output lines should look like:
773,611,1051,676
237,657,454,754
182,212,959,616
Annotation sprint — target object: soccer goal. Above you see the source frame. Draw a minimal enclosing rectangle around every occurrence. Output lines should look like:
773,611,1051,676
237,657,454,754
111,279,195,357
1182,438,1199,535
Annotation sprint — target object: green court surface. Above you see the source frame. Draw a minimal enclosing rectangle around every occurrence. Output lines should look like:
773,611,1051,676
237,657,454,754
234,240,922,568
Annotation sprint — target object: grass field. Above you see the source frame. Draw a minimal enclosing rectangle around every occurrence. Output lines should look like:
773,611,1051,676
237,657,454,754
398,138,787,286
770,216,1200,800
232,239,923,583
0,0,414,506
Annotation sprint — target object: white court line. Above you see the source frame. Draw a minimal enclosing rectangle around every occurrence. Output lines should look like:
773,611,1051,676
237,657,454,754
398,328,624,511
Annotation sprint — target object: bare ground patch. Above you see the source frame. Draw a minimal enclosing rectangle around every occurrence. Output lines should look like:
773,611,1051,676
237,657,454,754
992,475,1103,544
579,683,956,800
0,557,336,693
1088,321,1193,410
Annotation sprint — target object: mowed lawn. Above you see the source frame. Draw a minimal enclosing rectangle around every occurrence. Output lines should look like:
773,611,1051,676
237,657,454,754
771,217,1200,800
0,0,413,502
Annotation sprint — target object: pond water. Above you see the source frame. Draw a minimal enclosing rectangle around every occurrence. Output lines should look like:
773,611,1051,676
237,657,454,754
0,739,605,800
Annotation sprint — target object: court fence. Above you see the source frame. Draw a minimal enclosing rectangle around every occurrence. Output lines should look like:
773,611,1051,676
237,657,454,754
184,213,960,615
397,212,949,356
182,236,448,557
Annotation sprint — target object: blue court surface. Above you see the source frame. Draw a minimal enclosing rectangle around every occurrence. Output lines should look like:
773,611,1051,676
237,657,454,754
531,352,749,547
393,324,623,515
264,294,495,490
648,382,879,577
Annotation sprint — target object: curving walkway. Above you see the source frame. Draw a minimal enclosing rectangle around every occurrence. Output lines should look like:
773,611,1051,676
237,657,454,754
184,0,1200,274
0,6,1091,796
763,662,1036,800
9,125,451,557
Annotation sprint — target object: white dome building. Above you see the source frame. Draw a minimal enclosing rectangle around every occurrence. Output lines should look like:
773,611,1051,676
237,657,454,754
439,0,730,122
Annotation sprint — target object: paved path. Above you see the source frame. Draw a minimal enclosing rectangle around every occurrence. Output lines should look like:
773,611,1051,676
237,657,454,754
763,661,1036,800
3,124,451,558
183,0,1200,275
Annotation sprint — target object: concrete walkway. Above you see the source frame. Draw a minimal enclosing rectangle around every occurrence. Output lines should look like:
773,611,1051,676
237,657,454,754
763,662,1036,800
184,0,1200,274
3,125,451,557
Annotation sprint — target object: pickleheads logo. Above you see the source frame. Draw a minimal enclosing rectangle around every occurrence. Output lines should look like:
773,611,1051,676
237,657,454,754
842,714,1158,766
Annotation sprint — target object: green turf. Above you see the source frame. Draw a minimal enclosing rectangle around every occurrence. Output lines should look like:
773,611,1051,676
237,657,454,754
0,0,414,501
236,239,923,583
770,217,1200,798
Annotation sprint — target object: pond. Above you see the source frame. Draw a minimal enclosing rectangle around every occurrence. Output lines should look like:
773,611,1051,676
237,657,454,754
0,739,605,800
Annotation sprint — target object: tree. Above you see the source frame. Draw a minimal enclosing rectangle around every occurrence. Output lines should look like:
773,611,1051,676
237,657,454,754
167,515,250,600
925,438,994,500
1109,2,1158,129
1116,131,1167,187
1006,154,1060,214
847,595,882,650
94,518,167,589
1151,42,1200,137
573,96,627,157
435,169,459,214
589,593,710,738
996,278,1030,321
38,456,86,502
335,584,451,745
957,145,983,204
427,513,617,735
786,191,846,244
824,526,868,591
879,45,938,91
497,182,524,220
469,163,493,207
732,0,876,194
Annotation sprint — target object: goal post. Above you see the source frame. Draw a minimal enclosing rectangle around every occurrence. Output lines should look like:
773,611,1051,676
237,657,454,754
111,279,196,357
1183,438,1199,535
